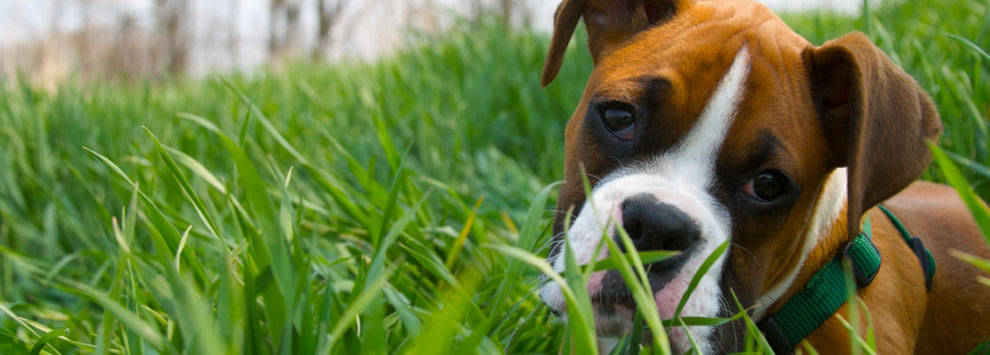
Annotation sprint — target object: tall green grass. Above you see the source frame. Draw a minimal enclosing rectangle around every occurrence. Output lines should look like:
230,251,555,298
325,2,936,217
0,0,987,353
0,20,585,355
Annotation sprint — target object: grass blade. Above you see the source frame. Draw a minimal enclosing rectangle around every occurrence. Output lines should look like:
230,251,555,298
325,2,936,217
672,240,730,319
930,142,990,242
29,327,67,355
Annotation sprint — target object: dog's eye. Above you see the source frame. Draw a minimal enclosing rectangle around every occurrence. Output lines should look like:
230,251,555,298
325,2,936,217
602,107,636,139
743,171,787,202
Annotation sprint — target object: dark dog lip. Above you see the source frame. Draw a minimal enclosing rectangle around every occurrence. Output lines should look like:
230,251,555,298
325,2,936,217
584,250,695,339
539,241,697,324
591,246,696,309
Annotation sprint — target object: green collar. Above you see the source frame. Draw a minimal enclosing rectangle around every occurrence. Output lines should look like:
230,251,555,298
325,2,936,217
757,205,935,354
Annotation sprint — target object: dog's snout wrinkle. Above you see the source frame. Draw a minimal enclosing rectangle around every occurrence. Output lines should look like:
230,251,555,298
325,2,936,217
619,193,701,252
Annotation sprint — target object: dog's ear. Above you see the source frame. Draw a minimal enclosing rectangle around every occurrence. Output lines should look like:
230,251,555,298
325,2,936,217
803,32,942,239
541,0,685,86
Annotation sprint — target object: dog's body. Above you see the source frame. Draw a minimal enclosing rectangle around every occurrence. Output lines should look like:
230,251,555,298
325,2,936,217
537,0,990,353
811,181,990,354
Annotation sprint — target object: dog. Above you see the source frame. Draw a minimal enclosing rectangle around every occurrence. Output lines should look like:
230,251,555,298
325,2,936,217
536,0,990,353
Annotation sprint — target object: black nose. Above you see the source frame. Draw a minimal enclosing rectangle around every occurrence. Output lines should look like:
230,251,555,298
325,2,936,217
619,194,700,252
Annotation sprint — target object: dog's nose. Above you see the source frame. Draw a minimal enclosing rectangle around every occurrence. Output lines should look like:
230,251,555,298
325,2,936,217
619,194,700,252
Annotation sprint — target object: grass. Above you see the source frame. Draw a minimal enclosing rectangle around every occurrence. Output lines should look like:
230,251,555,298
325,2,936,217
0,0,988,353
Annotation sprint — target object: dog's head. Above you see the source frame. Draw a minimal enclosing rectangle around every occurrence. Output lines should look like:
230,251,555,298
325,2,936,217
539,0,941,352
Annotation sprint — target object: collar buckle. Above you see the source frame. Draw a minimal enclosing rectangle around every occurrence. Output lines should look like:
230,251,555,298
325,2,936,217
840,234,881,288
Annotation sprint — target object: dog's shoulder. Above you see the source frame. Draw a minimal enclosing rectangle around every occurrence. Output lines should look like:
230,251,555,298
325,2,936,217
884,181,988,254
882,181,988,256
883,181,990,353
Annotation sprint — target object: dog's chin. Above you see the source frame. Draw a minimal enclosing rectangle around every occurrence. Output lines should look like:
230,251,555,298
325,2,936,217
589,294,637,337
581,252,718,354
588,292,704,354
542,245,726,354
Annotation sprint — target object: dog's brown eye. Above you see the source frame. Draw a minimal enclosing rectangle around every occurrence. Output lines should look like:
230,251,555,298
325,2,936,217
603,107,636,139
744,171,786,202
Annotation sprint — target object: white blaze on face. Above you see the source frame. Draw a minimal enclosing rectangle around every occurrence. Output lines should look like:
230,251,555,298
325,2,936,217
539,46,752,353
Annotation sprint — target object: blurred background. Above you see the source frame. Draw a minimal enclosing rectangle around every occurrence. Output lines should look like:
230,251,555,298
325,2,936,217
1,0,863,89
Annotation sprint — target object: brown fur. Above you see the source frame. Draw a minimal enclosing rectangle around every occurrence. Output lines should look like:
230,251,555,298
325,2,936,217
542,0,990,352
797,184,990,353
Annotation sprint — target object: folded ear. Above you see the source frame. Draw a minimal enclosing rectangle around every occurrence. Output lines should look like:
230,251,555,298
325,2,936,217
541,0,685,86
803,32,942,239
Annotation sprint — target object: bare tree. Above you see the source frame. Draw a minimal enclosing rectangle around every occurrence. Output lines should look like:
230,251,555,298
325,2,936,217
468,0,485,24
468,0,528,27
269,0,283,55
155,0,191,75
512,0,533,28
37,0,67,89
269,0,303,63
497,0,515,26
226,0,241,63
313,0,347,60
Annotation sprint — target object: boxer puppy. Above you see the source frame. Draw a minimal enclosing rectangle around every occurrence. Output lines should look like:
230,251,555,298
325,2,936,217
537,0,990,353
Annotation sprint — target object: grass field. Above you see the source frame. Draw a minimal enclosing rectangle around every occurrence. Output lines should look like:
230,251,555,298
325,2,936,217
1,0,988,353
